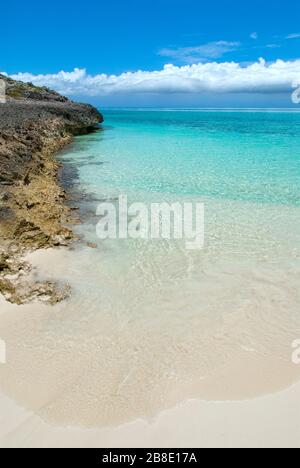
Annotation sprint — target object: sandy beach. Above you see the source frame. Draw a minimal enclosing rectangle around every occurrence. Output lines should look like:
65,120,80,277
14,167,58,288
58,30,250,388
0,382,299,448
0,243,299,448
1,78,300,449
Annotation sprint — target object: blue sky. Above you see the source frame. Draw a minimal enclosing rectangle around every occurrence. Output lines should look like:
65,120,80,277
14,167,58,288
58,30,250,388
2,0,300,106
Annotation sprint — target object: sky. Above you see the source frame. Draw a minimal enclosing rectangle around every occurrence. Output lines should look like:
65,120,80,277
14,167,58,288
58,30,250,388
2,0,300,107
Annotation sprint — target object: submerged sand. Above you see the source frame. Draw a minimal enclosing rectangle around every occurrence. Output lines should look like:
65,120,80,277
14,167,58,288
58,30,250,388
0,239,299,434
0,189,300,446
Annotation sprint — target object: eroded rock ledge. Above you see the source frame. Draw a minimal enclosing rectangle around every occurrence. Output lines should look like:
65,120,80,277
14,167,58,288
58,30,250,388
0,74,103,304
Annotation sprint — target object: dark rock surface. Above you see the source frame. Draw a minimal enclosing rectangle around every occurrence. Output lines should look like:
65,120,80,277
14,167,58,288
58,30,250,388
0,74,103,304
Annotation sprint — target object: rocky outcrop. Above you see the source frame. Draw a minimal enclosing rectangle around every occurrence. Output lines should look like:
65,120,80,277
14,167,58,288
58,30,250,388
0,74,103,304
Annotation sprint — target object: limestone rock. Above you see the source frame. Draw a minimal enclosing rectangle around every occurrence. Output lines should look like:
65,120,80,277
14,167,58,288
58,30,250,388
0,75,103,305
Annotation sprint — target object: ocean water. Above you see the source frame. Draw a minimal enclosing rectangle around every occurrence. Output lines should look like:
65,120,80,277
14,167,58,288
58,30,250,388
1,110,300,427
70,109,300,205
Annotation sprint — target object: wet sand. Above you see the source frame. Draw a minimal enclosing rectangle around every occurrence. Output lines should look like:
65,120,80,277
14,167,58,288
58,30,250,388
0,382,299,448
0,245,299,444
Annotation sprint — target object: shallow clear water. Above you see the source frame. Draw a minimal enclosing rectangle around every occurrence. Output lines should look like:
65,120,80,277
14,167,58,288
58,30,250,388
1,110,300,427
71,109,300,205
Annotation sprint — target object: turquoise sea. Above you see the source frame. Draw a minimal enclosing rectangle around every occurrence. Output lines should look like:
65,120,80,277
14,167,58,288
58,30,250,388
72,109,300,206
1,110,300,427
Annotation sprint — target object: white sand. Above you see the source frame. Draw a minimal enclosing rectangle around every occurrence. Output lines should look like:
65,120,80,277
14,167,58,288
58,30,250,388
0,382,299,448
0,242,300,448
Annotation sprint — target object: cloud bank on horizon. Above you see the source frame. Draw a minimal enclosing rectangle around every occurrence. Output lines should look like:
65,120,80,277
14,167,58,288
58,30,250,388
3,58,300,98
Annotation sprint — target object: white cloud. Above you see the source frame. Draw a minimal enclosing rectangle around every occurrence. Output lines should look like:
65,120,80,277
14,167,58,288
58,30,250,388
3,58,300,97
158,41,240,63
250,32,258,40
286,33,300,39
